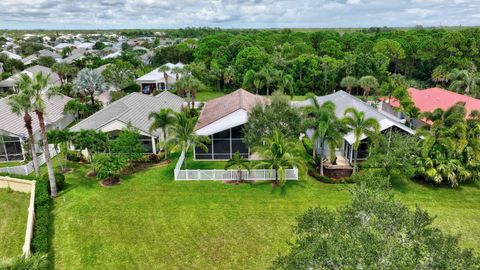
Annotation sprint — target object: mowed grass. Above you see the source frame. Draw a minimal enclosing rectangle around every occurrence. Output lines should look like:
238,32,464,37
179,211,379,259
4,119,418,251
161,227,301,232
0,189,29,258
48,157,480,269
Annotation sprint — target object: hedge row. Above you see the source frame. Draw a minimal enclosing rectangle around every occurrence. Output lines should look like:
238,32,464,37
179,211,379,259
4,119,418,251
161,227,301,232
0,172,51,254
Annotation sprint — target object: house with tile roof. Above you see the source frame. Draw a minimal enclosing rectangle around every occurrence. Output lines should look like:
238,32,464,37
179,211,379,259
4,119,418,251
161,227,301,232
70,91,184,154
136,62,185,94
0,65,61,92
0,94,74,162
293,90,414,165
194,89,268,160
380,87,480,127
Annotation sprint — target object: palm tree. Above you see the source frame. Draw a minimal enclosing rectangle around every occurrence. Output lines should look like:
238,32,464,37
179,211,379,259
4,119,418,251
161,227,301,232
171,66,183,81
225,151,251,182
260,67,276,96
52,62,76,85
340,76,358,94
73,68,108,108
449,66,480,96
343,107,380,174
61,46,72,58
358,76,379,98
159,65,171,90
6,92,40,176
277,73,295,99
148,108,177,159
254,129,304,186
223,65,235,89
303,97,345,175
253,72,265,95
21,72,58,196
169,112,210,169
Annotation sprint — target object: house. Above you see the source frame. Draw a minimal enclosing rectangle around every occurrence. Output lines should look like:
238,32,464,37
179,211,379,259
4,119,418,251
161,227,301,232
0,50,22,60
380,87,480,128
135,62,185,94
70,91,184,154
62,49,86,64
0,94,74,162
37,49,62,61
0,65,61,92
293,90,414,165
21,54,38,66
194,89,268,160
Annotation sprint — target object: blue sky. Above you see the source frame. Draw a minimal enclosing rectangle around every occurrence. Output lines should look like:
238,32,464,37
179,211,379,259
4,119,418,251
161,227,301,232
1,0,479,29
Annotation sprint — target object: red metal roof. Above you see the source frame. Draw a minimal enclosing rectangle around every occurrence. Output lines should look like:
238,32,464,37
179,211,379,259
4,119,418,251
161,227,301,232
382,87,480,117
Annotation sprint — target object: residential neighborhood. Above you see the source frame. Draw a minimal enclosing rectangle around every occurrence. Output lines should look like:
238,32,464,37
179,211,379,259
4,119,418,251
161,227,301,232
1,2,480,269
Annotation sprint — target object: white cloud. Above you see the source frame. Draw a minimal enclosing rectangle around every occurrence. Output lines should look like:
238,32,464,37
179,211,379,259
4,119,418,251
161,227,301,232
0,0,479,29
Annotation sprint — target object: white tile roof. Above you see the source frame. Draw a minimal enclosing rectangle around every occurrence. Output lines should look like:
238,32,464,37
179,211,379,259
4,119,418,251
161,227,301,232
136,63,185,83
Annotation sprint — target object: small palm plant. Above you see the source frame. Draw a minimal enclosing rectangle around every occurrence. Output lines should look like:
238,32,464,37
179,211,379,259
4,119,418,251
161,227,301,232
225,151,252,183
254,129,304,186
148,108,177,159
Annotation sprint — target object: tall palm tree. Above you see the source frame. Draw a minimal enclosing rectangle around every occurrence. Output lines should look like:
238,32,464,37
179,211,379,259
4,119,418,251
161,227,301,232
159,65,171,90
225,151,251,182
303,98,345,175
358,76,379,99
6,92,40,176
449,66,480,96
148,108,177,159
253,72,265,95
260,67,276,96
277,73,295,99
343,107,380,174
169,112,210,169
223,65,235,89
254,129,304,186
73,68,108,108
21,72,58,196
340,76,358,94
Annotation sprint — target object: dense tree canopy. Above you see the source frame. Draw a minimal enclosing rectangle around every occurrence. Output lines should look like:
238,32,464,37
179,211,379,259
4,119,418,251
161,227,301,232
272,173,480,269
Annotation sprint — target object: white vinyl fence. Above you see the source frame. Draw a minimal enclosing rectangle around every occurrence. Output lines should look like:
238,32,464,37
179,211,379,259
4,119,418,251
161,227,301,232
0,145,59,175
0,177,36,257
174,151,298,181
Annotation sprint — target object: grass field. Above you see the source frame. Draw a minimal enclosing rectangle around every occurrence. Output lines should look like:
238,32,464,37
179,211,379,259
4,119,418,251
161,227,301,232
0,161,24,168
0,189,29,258
46,154,480,269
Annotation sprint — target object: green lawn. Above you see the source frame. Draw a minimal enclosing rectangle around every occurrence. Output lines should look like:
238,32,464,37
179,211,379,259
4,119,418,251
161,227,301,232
195,88,226,102
0,189,29,258
47,157,480,269
0,161,24,168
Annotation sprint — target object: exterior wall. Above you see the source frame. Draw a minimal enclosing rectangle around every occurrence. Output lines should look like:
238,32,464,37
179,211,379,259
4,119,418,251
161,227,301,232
194,125,249,160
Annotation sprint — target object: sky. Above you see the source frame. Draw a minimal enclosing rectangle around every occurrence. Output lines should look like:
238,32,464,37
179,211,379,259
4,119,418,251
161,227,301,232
0,0,480,29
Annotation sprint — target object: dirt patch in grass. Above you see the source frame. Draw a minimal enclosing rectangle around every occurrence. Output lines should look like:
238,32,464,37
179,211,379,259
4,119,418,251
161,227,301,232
60,167,73,174
86,171,97,178
100,177,120,187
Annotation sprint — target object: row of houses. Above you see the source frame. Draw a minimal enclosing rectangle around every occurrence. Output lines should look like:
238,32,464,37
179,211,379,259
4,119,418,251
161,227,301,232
0,64,478,168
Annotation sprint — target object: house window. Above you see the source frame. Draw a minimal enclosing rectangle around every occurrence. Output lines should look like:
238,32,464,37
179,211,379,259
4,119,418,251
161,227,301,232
0,135,23,162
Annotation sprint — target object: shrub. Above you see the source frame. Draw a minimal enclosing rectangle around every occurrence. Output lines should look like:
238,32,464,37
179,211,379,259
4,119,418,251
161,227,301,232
42,173,65,193
32,178,50,255
122,83,140,93
66,150,81,162
148,153,165,163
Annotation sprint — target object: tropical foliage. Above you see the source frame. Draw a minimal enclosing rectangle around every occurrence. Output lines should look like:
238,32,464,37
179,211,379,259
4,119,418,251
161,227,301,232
414,102,480,186
272,172,480,269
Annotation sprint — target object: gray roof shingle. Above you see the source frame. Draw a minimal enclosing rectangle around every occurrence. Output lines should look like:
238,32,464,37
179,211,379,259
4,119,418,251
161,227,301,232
0,94,72,137
71,91,184,136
